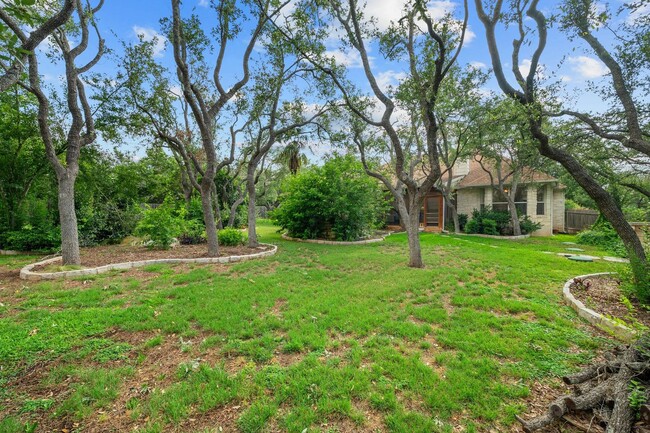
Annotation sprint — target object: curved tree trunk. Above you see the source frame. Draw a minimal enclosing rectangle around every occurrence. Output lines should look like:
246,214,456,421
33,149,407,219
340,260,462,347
200,181,219,257
247,172,258,247
58,173,81,265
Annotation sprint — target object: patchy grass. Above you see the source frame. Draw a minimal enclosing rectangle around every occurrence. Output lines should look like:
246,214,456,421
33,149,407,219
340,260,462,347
0,222,624,432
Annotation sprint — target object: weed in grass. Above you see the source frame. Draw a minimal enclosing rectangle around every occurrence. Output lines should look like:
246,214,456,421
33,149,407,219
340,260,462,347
19,398,54,413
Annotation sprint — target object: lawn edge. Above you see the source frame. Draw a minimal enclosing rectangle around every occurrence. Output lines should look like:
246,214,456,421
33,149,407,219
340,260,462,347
19,243,278,281
562,271,637,342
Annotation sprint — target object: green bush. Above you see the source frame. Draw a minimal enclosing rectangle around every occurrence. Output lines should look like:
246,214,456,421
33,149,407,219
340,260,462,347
519,215,543,235
0,224,60,251
78,202,142,246
482,218,498,235
465,218,479,234
458,213,468,231
464,207,541,236
271,155,389,241
576,219,627,257
178,219,206,245
218,227,247,246
465,207,510,235
134,198,186,249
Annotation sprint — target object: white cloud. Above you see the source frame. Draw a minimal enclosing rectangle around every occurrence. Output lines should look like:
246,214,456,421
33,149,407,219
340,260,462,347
567,56,608,79
468,61,487,70
376,70,407,92
363,0,457,32
519,58,532,77
627,2,650,25
133,26,167,58
198,0,209,6
324,49,373,69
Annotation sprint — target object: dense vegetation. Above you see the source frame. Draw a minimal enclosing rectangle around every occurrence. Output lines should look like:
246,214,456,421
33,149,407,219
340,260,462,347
465,208,542,236
271,156,389,241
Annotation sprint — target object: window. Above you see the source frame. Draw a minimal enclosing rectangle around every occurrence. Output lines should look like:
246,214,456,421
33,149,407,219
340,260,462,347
537,187,545,215
492,187,527,215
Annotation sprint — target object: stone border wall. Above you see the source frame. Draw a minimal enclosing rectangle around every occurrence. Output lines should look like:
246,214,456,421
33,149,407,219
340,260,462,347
562,272,637,342
454,233,530,240
281,233,390,245
0,250,19,255
20,244,278,281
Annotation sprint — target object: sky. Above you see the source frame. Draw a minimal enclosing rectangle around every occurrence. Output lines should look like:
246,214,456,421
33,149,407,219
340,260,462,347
33,0,641,158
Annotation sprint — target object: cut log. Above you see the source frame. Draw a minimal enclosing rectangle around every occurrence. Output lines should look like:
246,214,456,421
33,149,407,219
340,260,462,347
515,414,556,433
606,345,638,433
565,379,614,412
563,365,614,385
515,395,571,432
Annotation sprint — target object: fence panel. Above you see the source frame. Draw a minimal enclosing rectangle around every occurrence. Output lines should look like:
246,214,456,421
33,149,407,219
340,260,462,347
565,209,599,233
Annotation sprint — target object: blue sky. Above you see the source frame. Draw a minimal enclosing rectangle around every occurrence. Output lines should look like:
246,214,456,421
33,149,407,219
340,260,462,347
34,0,641,157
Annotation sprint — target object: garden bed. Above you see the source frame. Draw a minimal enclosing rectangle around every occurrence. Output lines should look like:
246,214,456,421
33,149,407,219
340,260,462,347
20,243,277,280
563,273,647,341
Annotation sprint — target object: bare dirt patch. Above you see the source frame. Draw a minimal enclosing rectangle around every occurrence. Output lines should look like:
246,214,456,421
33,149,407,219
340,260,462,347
570,275,650,329
32,243,273,271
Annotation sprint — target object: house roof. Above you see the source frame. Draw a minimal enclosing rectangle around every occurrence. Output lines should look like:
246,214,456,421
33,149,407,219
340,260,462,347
455,158,557,189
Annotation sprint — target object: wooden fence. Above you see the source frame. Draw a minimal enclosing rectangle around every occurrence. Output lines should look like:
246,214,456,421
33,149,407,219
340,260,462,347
565,209,599,233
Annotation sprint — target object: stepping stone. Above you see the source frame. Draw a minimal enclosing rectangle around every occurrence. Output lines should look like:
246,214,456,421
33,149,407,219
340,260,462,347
603,256,630,263
562,242,577,245
541,251,554,254
567,255,594,262
557,253,573,257
566,248,585,252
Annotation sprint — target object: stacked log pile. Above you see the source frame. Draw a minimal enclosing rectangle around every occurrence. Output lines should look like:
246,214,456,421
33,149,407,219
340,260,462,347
516,336,650,433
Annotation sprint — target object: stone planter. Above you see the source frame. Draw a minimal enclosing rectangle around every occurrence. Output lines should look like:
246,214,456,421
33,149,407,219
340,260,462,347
20,244,278,281
562,272,637,342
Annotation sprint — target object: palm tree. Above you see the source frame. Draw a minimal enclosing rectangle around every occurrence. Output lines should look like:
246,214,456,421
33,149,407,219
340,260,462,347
277,140,308,175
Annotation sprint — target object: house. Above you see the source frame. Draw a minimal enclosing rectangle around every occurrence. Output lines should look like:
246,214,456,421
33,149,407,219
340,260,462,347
386,158,566,236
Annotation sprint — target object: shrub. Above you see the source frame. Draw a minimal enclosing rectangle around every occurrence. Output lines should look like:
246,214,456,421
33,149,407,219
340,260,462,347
465,218,479,234
464,207,542,236
178,220,206,245
134,198,186,249
458,213,468,231
482,219,498,235
519,215,542,235
271,155,389,241
576,219,626,257
78,202,142,246
218,227,247,246
465,207,511,235
0,224,60,251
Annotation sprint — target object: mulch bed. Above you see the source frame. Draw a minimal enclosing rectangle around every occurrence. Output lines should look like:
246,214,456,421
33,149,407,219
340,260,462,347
570,275,650,329
32,243,272,271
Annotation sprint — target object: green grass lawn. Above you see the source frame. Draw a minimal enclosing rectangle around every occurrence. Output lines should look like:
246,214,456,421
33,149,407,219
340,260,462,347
0,223,627,433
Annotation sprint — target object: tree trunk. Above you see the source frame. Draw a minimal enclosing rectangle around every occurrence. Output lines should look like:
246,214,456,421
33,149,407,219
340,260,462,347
405,206,424,268
507,200,522,236
247,172,258,248
445,197,460,233
58,173,81,265
200,182,219,257
211,184,223,230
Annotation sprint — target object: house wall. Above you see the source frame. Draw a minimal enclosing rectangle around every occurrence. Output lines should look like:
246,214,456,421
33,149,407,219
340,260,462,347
553,187,566,232
526,184,553,236
457,184,562,237
456,188,483,217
